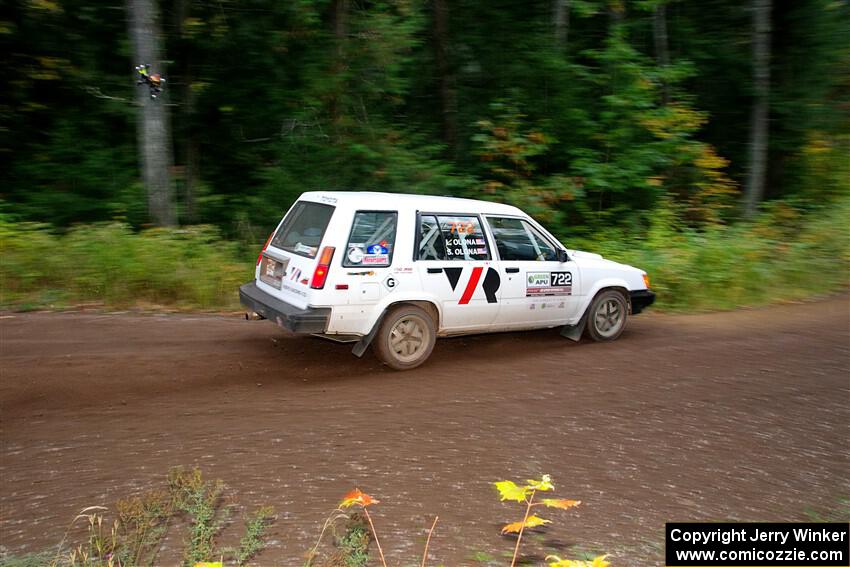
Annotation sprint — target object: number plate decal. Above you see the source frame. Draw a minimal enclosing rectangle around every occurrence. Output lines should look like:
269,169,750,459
526,271,572,296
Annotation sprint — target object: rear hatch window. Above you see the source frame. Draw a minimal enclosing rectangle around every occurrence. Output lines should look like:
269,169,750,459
271,201,335,258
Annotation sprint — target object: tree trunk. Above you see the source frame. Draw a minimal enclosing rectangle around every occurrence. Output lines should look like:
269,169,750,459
553,0,570,46
433,0,457,156
745,0,771,217
126,0,176,227
653,2,670,105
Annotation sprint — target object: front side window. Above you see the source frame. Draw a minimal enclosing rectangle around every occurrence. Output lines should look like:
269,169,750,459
416,214,490,261
271,201,335,258
344,211,398,267
487,216,558,261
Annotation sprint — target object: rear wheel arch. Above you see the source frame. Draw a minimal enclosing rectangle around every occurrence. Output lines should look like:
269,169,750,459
373,303,438,370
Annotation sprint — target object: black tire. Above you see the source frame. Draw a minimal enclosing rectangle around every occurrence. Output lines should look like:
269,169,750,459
585,290,628,342
373,305,437,370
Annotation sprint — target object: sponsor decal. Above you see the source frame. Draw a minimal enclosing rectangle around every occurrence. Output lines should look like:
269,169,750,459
294,242,315,255
362,253,389,265
367,243,389,254
347,246,364,264
393,266,413,273
444,266,500,304
319,195,338,204
289,267,302,282
346,270,376,276
526,271,572,297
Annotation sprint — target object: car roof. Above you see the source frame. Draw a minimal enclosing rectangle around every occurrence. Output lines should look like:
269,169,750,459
299,191,526,216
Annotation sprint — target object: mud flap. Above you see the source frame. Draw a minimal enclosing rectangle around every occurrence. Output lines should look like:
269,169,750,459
560,310,588,342
351,312,386,358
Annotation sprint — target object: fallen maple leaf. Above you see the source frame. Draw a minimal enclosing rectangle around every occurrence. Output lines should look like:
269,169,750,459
494,480,529,502
500,514,550,534
540,498,581,510
339,488,379,509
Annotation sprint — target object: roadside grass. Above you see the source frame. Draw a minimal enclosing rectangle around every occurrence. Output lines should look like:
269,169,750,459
0,468,274,567
568,196,850,311
0,222,252,312
1,197,847,313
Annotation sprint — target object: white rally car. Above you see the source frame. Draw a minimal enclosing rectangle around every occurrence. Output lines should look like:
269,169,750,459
240,192,655,370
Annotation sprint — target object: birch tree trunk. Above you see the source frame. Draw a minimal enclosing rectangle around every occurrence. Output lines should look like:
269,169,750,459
126,0,176,227
433,0,457,156
745,0,771,217
553,0,570,47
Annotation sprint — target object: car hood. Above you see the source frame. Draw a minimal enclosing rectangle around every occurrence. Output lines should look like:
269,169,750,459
568,249,643,273
568,249,604,261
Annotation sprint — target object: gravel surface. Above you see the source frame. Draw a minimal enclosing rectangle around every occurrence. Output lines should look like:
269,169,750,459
1,296,848,565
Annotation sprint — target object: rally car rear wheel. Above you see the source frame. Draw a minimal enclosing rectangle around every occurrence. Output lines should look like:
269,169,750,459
374,305,436,370
586,290,628,341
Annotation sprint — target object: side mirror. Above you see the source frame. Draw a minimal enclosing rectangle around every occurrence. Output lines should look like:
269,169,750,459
557,249,569,263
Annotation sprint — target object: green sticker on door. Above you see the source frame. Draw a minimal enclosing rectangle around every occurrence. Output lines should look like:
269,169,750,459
526,271,572,296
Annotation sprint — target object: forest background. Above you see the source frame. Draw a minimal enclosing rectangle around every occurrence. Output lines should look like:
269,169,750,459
2,0,848,311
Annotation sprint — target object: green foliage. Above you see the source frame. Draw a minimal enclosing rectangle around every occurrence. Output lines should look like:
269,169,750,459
115,489,173,566
0,221,252,311
168,467,229,567
568,195,850,311
334,517,371,567
3,0,847,235
0,469,274,567
235,507,276,567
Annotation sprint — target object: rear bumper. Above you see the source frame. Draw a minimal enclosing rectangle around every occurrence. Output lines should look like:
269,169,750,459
629,289,656,315
239,281,330,334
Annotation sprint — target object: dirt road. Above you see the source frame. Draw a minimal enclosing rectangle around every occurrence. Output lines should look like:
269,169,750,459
2,297,849,565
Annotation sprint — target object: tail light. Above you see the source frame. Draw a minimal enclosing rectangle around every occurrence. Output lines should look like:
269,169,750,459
642,273,651,289
310,246,336,289
256,232,274,266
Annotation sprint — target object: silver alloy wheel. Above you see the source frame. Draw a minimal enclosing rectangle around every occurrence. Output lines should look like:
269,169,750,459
593,297,624,338
388,315,429,364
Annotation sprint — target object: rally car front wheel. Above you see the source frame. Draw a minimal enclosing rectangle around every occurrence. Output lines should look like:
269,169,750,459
373,305,437,370
586,290,628,341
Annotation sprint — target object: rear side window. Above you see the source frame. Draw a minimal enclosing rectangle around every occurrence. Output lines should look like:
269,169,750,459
344,211,398,267
271,201,334,258
487,216,558,261
417,214,490,261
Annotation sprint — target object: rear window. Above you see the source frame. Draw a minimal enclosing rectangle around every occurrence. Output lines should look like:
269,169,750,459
344,211,398,267
271,201,334,258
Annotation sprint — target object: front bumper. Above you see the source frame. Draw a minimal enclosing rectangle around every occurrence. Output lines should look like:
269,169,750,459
239,281,330,334
629,289,656,314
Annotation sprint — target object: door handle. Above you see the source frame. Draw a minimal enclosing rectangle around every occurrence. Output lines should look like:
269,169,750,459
505,267,520,273
427,268,443,274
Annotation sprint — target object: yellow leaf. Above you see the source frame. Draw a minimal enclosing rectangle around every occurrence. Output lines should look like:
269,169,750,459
500,515,550,534
194,563,223,567
339,488,379,509
494,480,528,502
540,498,581,510
546,554,610,567
526,474,554,491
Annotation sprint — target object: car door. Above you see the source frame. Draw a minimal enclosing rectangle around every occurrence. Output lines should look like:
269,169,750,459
415,213,501,333
485,215,581,329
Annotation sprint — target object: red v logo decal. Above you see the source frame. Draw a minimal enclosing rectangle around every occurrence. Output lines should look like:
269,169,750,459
458,266,484,304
